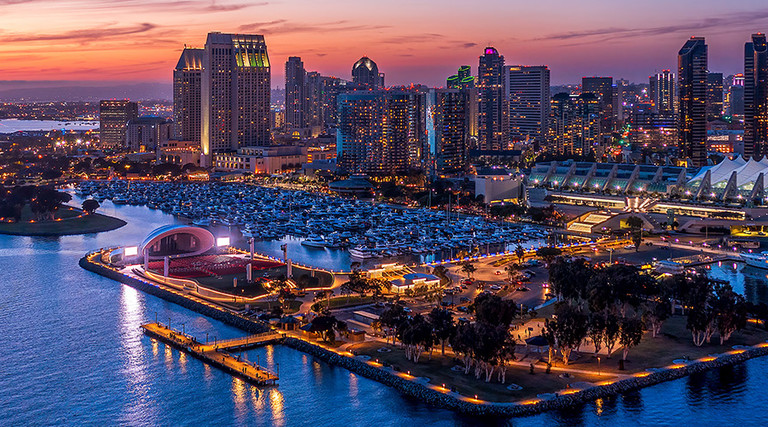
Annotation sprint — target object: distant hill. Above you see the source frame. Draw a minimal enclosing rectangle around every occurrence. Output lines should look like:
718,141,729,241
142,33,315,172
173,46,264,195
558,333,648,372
0,82,172,102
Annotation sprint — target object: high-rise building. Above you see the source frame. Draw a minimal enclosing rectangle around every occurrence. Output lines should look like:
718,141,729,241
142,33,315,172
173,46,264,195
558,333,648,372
649,70,676,115
201,32,271,165
447,65,474,89
428,88,473,174
727,73,745,117
548,93,600,157
745,33,768,158
613,78,629,125
582,76,613,138
351,56,384,88
477,47,507,150
126,116,172,152
678,36,708,167
707,72,724,120
337,89,425,175
304,71,322,128
506,65,550,144
285,56,305,128
173,48,204,143
99,100,138,149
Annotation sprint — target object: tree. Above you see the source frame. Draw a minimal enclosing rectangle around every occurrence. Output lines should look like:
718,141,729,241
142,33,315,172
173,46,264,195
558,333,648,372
515,245,525,264
544,304,589,365
619,317,645,361
642,298,671,338
602,313,621,357
450,322,477,374
432,265,450,286
536,246,562,266
550,257,594,305
309,314,342,342
460,261,476,279
82,199,100,214
398,314,434,363
625,215,644,251
712,283,748,344
472,293,517,326
380,304,408,345
587,313,607,355
428,308,455,355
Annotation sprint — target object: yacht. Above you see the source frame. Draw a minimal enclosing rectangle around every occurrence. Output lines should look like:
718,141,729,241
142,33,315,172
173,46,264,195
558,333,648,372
742,252,768,269
301,235,326,248
349,245,380,259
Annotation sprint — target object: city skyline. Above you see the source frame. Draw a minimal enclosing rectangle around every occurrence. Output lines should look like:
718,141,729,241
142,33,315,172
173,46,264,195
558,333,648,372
2,0,768,89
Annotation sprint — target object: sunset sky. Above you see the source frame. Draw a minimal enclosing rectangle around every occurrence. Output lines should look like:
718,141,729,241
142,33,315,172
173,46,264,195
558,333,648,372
2,0,768,87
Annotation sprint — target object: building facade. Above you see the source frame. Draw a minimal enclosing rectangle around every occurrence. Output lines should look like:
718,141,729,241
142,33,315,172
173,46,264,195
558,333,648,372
745,33,768,159
506,65,550,144
201,32,271,166
126,116,172,152
650,70,676,115
581,76,613,140
285,56,305,128
707,72,724,120
351,56,384,88
173,48,203,143
336,90,425,175
477,47,507,150
678,37,708,167
428,88,473,174
99,100,138,149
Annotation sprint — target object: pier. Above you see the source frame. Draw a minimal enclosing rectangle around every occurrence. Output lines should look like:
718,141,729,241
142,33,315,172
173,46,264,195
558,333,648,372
140,322,283,385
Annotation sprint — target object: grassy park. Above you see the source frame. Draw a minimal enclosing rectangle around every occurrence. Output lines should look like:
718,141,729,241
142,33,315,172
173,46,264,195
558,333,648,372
0,206,126,236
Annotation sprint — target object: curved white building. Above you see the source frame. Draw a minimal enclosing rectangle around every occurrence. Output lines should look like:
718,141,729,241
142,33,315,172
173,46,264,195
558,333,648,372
140,225,216,260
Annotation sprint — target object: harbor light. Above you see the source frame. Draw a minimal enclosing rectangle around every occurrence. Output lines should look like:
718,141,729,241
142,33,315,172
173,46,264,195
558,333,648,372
124,246,138,257
217,236,230,247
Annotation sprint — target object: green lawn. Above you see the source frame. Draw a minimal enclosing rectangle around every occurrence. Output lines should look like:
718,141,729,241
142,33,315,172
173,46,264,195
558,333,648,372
0,207,126,236
349,341,611,402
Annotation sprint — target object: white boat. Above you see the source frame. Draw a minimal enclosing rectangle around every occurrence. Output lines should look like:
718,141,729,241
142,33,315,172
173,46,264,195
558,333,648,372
301,235,326,248
193,217,211,227
349,245,380,259
742,252,768,269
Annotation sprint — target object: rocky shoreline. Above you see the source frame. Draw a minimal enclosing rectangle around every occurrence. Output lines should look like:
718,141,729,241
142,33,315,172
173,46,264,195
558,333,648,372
80,251,768,417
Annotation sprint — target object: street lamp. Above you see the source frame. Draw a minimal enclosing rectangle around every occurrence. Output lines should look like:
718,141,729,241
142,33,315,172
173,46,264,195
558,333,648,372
597,356,601,376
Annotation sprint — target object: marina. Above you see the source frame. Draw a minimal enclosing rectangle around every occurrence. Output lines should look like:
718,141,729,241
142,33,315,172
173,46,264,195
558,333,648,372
75,181,551,263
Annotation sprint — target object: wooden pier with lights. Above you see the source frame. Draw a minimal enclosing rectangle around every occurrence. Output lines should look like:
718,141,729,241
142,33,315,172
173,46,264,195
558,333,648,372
140,322,284,386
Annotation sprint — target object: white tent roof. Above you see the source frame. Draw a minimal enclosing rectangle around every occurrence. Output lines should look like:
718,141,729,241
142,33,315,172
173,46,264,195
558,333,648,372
736,158,768,187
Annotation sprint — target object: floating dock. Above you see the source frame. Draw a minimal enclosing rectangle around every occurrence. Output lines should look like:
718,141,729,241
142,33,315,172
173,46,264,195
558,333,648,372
140,322,284,385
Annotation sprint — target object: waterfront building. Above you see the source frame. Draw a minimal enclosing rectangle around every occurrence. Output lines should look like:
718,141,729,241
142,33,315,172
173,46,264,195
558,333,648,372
173,48,204,143
650,70,676,115
201,32,271,166
213,145,307,174
99,100,138,149
285,56,306,129
678,36,708,167
447,65,475,89
157,139,201,166
707,72,724,120
337,89,425,175
745,33,768,159
506,65,550,144
582,76,613,139
351,56,384,88
428,88,473,174
477,47,508,150
126,116,172,152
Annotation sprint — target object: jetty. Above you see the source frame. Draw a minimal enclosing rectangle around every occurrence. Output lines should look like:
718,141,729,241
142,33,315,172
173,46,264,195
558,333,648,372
140,322,284,385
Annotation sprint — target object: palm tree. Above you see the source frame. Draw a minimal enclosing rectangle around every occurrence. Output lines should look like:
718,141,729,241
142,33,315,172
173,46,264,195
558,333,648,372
460,261,476,280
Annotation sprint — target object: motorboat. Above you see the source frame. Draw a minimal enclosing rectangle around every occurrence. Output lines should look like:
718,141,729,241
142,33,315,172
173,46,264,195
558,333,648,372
742,251,768,269
301,235,327,248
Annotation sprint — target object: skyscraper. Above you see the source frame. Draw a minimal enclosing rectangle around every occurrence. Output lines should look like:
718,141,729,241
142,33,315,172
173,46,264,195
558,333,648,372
707,72,724,120
744,33,768,159
428,88,473,174
477,47,507,150
447,65,474,89
337,89,424,175
678,36,708,167
548,93,577,155
201,32,271,165
582,76,613,138
173,47,204,143
351,56,384,88
285,56,305,128
99,100,138,149
649,70,676,115
304,71,323,128
506,65,550,144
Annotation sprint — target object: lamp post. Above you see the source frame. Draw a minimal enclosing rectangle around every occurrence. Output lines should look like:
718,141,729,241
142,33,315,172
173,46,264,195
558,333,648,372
597,356,601,376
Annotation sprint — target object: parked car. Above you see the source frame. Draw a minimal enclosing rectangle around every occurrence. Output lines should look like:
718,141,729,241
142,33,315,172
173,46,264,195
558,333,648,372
494,270,502,275
459,297,470,303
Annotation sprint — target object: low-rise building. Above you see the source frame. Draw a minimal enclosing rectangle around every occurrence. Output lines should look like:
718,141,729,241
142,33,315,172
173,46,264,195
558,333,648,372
214,145,307,174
